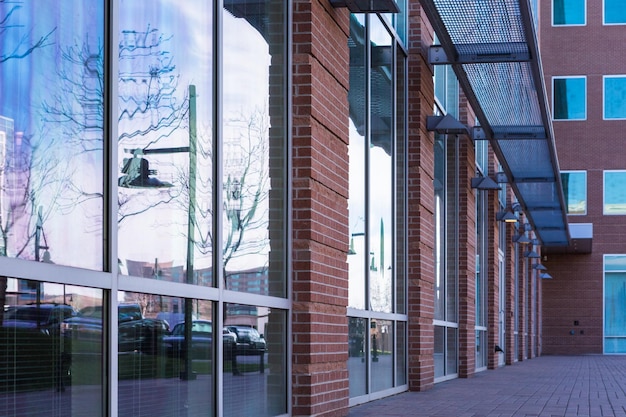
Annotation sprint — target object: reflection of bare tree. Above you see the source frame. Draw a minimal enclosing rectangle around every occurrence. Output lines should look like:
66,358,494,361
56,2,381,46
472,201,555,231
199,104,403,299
38,27,190,225
0,2,57,317
221,108,270,284
0,0,56,63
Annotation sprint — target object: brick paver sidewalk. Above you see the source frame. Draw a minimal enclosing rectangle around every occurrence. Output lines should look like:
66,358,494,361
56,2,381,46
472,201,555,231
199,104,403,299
349,355,626,417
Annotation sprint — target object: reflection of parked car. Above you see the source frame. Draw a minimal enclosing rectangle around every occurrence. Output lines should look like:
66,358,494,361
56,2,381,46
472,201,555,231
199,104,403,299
3,303,77,335
119,318,170,354
163,320,238,360
61,303,143,343
227,325,266,356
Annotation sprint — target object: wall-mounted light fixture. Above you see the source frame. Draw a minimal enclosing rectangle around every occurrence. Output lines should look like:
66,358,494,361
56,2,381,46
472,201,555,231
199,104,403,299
471,175,501,190
497,209,518,223
426,114,470,136
513,233,531,244
532,263,547,271
330,0,400,13
524,249,540,258
540,272,553,279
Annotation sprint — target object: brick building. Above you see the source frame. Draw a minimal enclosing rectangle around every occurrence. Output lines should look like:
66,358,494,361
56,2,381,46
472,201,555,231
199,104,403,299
0,0,586,416
540,0,626,355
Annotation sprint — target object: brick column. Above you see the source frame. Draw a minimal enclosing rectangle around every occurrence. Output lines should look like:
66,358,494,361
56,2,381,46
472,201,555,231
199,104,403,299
292,1,351,416
518,254,528,360
407,1,436,391
504,220,517,365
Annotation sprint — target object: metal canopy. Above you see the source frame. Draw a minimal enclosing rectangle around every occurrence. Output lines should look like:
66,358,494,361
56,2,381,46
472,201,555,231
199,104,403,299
421,0,570,246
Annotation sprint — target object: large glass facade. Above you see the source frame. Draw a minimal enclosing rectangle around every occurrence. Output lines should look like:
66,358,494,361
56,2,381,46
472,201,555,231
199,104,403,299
0,1,289,416
0,1,104,269
347,13,408,402
433,62,459,381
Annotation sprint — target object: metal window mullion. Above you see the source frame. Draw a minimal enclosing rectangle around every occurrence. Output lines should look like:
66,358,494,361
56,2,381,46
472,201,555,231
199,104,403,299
215,1,225,415
107,0,120,415
364,13,372,395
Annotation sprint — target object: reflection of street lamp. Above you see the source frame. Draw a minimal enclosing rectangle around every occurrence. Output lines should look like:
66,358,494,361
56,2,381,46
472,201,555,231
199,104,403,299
118,85,198,380
224,176,243,231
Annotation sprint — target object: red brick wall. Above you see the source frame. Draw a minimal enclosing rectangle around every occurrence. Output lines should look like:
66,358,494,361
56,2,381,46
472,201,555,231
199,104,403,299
292,1,351,415
538,0,626,355
406,0,436,391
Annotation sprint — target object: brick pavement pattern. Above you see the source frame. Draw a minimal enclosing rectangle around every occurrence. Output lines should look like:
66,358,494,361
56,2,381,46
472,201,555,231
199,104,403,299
349,356,626,417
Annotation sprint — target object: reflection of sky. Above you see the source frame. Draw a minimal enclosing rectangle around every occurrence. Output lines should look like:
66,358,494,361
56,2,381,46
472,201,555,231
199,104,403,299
0,1,104,268
117,3,271,273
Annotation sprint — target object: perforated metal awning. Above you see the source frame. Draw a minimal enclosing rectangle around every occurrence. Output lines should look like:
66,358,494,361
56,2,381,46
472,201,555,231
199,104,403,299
421,0,570,246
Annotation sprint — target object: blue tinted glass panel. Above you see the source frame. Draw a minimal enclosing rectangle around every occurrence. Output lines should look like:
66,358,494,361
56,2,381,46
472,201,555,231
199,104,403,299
606,255,626,271
0,1,104,269
553,77,586,120
561,171,586,214
605,171,626,214
553,0,585,25
605,272,626,353
604,77,626,119
605,0,626,24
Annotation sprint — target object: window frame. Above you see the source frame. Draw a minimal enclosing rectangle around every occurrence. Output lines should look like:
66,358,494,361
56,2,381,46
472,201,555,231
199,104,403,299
603,75,626,120
604,170,626,215
560,170,587,215
552,76,587,121
603,0,626,25
552,0,586,26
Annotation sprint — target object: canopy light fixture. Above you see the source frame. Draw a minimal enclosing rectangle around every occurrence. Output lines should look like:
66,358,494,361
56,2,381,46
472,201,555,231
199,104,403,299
497,210,518,223
471,175,501,190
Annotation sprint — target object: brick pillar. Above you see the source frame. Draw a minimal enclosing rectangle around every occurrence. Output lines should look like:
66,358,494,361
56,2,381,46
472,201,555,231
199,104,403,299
518,253,528,360
407,1,436,391
292,1,351,416
527,245,537,358
504,217,516,365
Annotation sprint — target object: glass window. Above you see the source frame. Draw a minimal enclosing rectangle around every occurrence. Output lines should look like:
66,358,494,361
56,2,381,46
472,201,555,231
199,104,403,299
222,0,287,297
604,76,626,119
348,14,367,310
0,1,104,269
604,171,626,214
117,0,213,284
348,317,367,397
369,18,393,314
604,255,626,353
553,0,585,25
370,319,393,392
0,278,103,415
604,0,626,24
561,171,587,215
395,42,407,315
118,292,213,416
224,304,287,417
553,77,586,120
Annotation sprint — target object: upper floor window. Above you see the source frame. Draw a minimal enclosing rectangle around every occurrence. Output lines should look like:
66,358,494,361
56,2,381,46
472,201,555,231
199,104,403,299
604,0,626,24
604,76,626,119
553,76,586,120
604,171,626,215
553,0,585,25
561,170,587,215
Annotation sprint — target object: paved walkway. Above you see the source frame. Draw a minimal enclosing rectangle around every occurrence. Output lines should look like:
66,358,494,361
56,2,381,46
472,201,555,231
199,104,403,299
349,355,626,417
